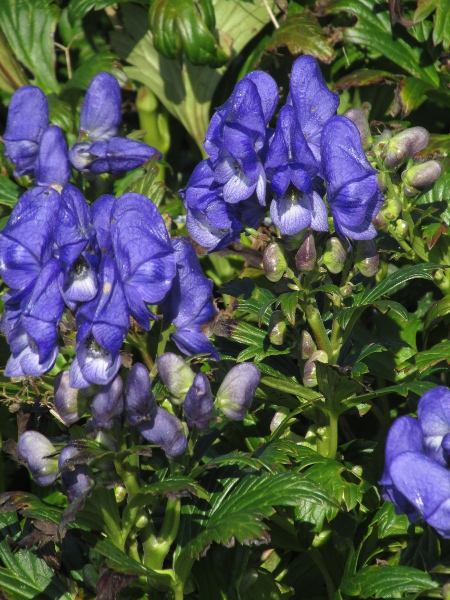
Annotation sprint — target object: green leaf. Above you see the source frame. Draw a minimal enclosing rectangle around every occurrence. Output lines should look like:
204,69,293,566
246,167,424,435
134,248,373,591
0,513,72,600
67,0,125,23
0,178,20,208
0,29,28,93
399,340,450,374
277,292,299,325
315,362,361,407
424,295,450,330
125,154,165,206
62,51,118,91
334,68,397,91
324,0,440,87
393,76,433,116
0,0,59,93
374,502,409,539
264,12,334,62
260,376,322,402
0,492,62,523
344,565,439,598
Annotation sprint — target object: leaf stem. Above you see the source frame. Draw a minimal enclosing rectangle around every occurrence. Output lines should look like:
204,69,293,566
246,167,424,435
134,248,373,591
303,299,334,363
142,497,181,571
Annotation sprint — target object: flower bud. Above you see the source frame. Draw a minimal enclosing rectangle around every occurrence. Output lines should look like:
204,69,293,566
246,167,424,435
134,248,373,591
114,485,127,503
384,198,402,221
156,353,195,404
263,242,287,282
372,130,392,155
384,127,430,169
138,407,188,457
125,363,157,426
355,240,379,277
268,311,287,346
54,370,88,425
91,374,124,429
18,431,58,486
270,406,290,433
402,160,443,189
295,230,316,273
377,172,388,193
300,330,317,360
395,219,409,239
58,445,91,503
216,363,261,421
302,351,328,388
183,372,214,430
344,108,372,149
373,209,388,231
322,237,347,274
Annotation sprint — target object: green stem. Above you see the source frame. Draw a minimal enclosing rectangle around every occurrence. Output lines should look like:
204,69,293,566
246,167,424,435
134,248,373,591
316,410,339,459
142,498,181,571
127,331,154,371
304,300,334,363
308,547,336,600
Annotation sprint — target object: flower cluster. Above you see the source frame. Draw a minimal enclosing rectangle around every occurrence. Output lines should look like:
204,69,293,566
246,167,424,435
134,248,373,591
180,55,385,251
381,386,450,537
3,72,158,181
18,358,261,498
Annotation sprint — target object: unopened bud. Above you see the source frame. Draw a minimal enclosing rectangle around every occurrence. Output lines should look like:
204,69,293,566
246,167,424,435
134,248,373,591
18,431,58,486
300,330,316,360
402,160,443,189
263,242,287,282
340,284,352,297
216,363,261,421
91,375,124,429
322,237,347,274
54,370,87,425
384,198,402,221
125,363,157,426
295,230,316,273
268,311,287,346
303,351,328,388
138,406,187,457
373,209,388,231
372,130,392,155
395,219,409,239
355,240,379,277
183,373,214,430
377,172,387,193
344,108,372,149
114,485,127,503
384,127,430,169
58,445,91,502
156,353,195,404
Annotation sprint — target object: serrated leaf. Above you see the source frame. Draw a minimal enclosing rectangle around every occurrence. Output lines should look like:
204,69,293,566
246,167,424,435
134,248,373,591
0,513,72,600
264,12,334,63
372,299,409,320
393,76,433,117
344,565,439,598
0,0,59,93
67,0,123,23
334,68,397,91
375,502,409,539
260,376,321,402
277,292,299,325
0,492,62,523
125,154,165,206
63,51,118,91
399,340,450,374
0,178,21,208
424,295,450,329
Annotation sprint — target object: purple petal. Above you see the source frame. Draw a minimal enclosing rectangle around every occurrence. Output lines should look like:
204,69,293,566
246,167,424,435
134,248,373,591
418,386,450,465
18,431,58,487
125,362,157,426
216,363,260,421
138,406,187,458
89,137,160,174
270,190,312,236
91,374,124,429
74,337,122,386
58,446,91,502
79,72,121,142
183,372,214,429
34,126,70,187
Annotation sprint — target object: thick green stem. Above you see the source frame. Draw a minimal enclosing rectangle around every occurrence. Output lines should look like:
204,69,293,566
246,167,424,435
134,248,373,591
304,300,333,363
308,547,336,600
142,498,181,571
316,410,339,459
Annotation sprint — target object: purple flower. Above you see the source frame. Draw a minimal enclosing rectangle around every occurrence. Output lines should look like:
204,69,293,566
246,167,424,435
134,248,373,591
91,374,124,429
138,406,187,458
216,363,260,421
125,362,157,426
161,238,219,360
3,86,49,176
183,373,214,429
381,386,450,537
58,446,91,502
156,353,195,403
321,116,384,240
34,126,70,187
18,431,58,487
288,55,339,163
78,72,122,142
86,137,160,175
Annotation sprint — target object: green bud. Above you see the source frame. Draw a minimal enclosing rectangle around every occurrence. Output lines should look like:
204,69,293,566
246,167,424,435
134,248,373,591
268,311,287,345
300,330,317,360
402,160,443,189
377,172,387,193
384,127,430,169
339,284,352,297
303,350,328,388
355,240,379,277
263,242,287,282
157,353,195,404
384,198,402,221
322,237,347,274
373,209,388,231
295,229,316,272
434,269,444,282
395,219,409,239
114,485,127,503
372,130,392,155
135,510,149,529
344,108,372,149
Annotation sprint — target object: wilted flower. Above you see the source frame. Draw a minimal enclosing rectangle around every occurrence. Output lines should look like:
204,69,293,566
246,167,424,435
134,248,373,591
18,431,58,486
216,363,261,421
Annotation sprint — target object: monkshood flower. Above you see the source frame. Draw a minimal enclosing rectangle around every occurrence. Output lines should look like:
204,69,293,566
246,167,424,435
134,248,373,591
54,371,88,425
204,71,278,205
288,55,339,163
137,406,188,458
58,445,91,502
125,362,157,426
265,104,327,236
3,86,49,176
380,386,450,537
157,353,195,403
34,126,70,188
69,72,158,174
18,431,58,486
91,374,124,429
161,237,219,360
321,116,384,240
184,372,214,430
216,363,261,421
